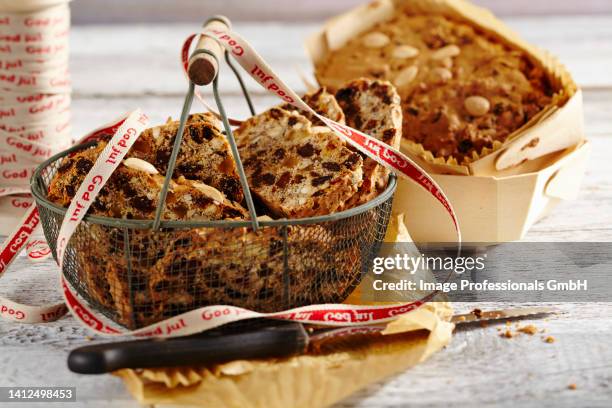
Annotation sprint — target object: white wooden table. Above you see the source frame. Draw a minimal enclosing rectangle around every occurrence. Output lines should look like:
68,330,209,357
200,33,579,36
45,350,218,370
1,17,612,408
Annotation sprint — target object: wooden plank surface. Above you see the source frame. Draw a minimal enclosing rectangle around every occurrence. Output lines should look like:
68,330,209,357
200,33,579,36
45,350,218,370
69,17,612,95
1,16,611,408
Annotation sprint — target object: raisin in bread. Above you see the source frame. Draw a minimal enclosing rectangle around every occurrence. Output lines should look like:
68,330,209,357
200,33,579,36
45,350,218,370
235,107,363,218
335,78,402,207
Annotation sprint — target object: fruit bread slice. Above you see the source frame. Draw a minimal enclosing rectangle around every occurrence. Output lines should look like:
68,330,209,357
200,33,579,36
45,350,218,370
235,107,363,218
335,78,402,207
280,87,345,126
47,143,247,221
129,112,245,203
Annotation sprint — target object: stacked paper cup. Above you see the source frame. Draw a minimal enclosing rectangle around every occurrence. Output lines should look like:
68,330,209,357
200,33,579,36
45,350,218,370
0,0,71,235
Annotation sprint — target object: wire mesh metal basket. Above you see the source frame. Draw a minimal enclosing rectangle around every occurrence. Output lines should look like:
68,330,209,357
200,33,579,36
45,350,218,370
30,16,396,329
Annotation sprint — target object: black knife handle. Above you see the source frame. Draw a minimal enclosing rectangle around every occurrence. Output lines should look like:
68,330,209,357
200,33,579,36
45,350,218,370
68,322,308,374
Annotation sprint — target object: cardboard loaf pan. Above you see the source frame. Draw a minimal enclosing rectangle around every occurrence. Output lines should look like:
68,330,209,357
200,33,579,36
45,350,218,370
393,141,590,243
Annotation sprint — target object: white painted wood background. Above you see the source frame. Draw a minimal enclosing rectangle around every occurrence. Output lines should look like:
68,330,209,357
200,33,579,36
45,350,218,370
1,13,612,408
70,0,612,23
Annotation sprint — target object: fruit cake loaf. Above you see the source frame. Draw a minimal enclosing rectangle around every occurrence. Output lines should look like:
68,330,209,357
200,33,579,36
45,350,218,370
314,12,554,164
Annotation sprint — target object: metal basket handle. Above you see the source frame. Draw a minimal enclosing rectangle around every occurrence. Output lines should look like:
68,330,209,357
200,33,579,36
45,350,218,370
152,16,260,231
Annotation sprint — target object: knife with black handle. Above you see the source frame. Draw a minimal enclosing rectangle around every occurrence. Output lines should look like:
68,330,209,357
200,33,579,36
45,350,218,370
68,307,555,374
68,321,308,374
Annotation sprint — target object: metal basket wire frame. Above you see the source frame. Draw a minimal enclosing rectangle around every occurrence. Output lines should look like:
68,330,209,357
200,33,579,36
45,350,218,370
30,18,397,329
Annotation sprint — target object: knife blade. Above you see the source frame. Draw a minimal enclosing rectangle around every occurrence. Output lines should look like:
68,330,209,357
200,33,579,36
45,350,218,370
450,306,557,324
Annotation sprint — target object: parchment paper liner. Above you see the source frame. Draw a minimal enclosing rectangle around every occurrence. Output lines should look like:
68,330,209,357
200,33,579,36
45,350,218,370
115,302,452,408
306,0,584,176
114,217,453,407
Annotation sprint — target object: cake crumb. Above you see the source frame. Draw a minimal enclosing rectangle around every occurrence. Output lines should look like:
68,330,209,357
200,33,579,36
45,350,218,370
518,325,538,335
500,330,514,338
544,336,555,343
568,383,577,390
457,315,466,322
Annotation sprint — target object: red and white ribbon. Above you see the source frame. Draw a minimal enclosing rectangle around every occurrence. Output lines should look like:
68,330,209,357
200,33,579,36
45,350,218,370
0,205,67,323
0,26,461,337
55,110,151,267
0,110,143,325
0,0,71,259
